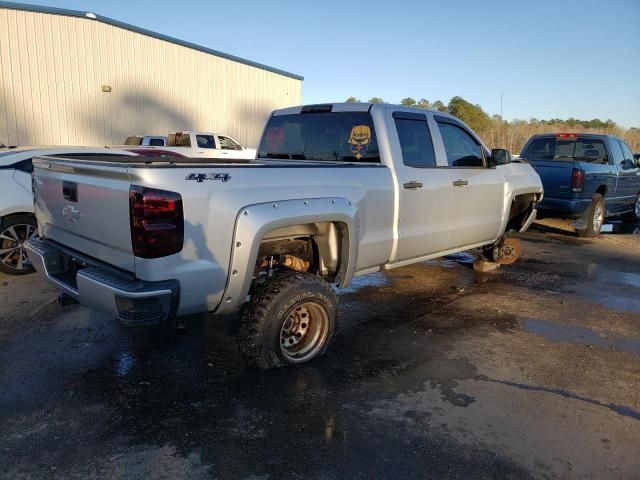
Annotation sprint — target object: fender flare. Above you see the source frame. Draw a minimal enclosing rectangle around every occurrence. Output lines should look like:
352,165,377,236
215,197,358,314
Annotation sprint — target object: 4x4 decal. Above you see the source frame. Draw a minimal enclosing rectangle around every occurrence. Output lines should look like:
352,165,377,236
185,173,231,183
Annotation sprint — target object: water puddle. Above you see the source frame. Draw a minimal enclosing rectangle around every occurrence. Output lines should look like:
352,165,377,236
521,318,640,354
586,264,640,288
423,252,476,269
338,271,391,295
115,351,136,377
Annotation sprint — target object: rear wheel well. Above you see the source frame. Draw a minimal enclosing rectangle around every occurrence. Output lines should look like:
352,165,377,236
595,185,607,196
1,212,35,225
254,221,348,285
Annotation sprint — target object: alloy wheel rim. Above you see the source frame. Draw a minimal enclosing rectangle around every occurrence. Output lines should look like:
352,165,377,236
635,196,640,218
280,301,330,362
0,224,37,271
593,203,604,232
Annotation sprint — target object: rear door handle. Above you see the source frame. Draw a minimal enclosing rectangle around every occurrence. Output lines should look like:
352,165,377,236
452,179,469,187
403,181,423,190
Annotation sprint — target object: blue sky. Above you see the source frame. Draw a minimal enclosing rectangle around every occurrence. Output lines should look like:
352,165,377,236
14,0,640,127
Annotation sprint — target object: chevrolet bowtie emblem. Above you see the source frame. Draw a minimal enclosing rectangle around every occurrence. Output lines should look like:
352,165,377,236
62,205,80,222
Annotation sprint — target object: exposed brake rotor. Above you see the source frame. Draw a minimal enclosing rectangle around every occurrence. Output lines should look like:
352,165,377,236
493,237,522,265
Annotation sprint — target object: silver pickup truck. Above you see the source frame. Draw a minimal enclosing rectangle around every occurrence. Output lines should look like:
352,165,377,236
26,103,543,369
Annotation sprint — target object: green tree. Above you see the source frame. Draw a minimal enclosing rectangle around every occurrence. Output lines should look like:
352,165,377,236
416,98,430,109
400,97,416,107
368,97,384,103
432,100,447,112
447,96,491,133
345,96,360,103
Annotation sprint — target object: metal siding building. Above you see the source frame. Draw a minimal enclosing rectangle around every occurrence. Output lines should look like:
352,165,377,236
0,2,302,147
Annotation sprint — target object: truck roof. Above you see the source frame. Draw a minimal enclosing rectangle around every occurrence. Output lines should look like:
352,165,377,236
272,103,462,122
169,131,220,136
529,132,617,140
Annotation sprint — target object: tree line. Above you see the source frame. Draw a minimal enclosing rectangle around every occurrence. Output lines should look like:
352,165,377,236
345,96,640,153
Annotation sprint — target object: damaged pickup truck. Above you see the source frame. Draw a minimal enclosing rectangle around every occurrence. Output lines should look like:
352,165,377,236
26,103,543,369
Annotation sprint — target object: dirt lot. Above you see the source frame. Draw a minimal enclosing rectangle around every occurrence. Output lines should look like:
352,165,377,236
1,222,639,479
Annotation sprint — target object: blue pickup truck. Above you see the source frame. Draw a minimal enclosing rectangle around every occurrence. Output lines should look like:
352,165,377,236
520,133,640,237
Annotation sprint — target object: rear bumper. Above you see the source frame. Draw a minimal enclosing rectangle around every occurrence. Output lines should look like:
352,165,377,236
25,237,179,326
538,197,591,218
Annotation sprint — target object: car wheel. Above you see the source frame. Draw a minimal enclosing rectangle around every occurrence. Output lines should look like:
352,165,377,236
239,271,338,370
622,193,640,224
575,194,604,238
0,215,38,275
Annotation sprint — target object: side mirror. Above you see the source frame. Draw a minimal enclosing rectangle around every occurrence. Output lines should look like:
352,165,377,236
490,148,511,166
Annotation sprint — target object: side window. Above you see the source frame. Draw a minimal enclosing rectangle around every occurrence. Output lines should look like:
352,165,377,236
196,135,215,149
219,135,242,150
618,140,637,169
394,114,436,168
436,122,483,167
149,138,165,147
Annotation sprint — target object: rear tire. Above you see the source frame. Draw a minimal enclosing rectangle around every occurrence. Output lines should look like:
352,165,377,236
239,271,338,370
576,194,604,238
0,215,38,275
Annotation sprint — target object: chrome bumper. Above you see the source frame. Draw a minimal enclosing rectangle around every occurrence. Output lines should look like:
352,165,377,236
25,237,179,326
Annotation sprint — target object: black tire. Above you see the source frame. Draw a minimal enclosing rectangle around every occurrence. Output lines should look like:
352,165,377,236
239,271,338,370
0,215,38,275
576,194,604,238
622,192,640,224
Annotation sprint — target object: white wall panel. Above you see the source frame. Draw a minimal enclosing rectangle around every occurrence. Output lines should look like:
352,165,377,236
0,8,302,147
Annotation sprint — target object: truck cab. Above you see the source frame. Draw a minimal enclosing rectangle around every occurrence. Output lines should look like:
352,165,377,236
521,133,640,236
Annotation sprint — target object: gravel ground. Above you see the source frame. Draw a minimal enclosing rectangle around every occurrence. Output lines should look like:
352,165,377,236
1,221,639,479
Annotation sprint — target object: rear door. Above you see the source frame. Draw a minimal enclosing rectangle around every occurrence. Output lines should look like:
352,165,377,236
613,139,640,211
33,157,135,271
195,134,224,158
434,117,504,248
392,111,452,260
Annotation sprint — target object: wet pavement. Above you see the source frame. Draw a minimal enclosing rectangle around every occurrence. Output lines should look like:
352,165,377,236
1,221,639,479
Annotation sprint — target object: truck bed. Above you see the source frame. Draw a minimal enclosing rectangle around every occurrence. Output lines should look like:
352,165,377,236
31,154,395,315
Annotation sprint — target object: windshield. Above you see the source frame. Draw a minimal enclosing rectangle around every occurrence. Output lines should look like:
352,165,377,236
523,136,608,162
258,112,380,163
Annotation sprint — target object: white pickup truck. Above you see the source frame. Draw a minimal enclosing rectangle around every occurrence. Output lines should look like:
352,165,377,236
163,131,257,160
26,103,542,369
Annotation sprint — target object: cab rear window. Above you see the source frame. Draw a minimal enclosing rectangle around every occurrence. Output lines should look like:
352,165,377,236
523,137,608,162
258,112,380,163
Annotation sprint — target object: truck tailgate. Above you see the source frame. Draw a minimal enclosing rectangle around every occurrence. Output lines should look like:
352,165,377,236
528,159,574,198
33,157,135,272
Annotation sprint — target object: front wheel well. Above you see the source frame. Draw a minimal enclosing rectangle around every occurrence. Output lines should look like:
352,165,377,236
506,193,537,231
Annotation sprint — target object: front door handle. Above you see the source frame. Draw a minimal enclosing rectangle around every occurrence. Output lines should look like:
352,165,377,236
452,179,469,187
403,181,423,190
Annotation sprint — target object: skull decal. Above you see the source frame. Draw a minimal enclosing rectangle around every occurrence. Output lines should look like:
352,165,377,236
348,125,371,160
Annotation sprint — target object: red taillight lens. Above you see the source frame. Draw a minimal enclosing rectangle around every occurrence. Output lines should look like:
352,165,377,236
571,168,585,192
129,186,183,258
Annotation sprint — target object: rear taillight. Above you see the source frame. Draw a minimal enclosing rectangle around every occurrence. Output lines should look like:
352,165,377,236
129,186,183,258
571,168,585,192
